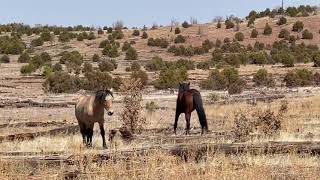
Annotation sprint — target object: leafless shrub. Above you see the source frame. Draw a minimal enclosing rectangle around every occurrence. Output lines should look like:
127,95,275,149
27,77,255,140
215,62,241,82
120,78,146,134
113,20,124,30
233,100,288,141
190,17,198,25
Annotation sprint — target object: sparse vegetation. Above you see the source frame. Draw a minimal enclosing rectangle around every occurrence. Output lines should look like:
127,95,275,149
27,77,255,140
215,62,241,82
147,38,169,48
132,29,140,36
302,29,313,39
252,69,275,87
277,16,287,25
292,21,304,32
125,47,138,60
250,29,258,38
263,23,272,35
0,54,10,63
284,69,314,87
174,35,186,44
235,32,244,41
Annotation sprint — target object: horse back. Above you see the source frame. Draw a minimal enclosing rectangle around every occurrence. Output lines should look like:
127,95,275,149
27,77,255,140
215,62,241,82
75,95,96,120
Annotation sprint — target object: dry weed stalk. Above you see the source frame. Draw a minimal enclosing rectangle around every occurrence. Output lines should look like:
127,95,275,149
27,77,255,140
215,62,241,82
120,78,146,134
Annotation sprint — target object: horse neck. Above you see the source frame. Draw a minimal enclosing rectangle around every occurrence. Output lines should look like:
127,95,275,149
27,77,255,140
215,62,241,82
93,100,105,115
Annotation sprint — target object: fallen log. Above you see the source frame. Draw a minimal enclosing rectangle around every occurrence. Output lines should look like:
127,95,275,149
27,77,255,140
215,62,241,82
0,125,79,142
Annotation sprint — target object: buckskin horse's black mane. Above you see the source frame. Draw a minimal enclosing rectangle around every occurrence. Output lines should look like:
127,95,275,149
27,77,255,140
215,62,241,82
95,90,113,104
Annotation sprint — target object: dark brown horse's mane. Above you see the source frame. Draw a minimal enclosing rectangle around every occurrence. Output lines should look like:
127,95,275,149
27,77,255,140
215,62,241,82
95,90,113,104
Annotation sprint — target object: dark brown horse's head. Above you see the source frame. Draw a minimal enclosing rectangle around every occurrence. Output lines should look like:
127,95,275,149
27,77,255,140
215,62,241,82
178,82,190,93
95,89,114,116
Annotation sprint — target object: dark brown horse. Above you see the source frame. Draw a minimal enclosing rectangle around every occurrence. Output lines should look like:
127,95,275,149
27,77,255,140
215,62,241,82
174,82,208,135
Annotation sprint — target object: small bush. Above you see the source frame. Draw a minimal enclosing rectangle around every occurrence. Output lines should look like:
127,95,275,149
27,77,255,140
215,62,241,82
0,54,10,63
102,44,119,58
174,35,186,44
40,29,52,42
302,29,313,39
31,38,44,47
313,51,320,67
280,51,295,67
58,32,71,42
174,27,181,34
20,64,36,74
60,51,83,73
145,56,167,71
217,20,222,28
125,47,138,60
147,38,169,48
99,60,115,72
215,39,222,48
284,69,314,87
292,21,304,32
131,70,148,86
182,21,191,28
197,61,211,70
141,31,148,39
99,39,110,48
88,32,96,40
97,29,104,35
82,62,93,74
92,54,100,62
154,66,188,89
83,70,113,91
251,29,258,38
235,32,244,41
40,52,51,63
263,23,272,35
43,71,81,93
278,29,290,39
111,30,124,39
277,16,287,25
122,41,131,51
253,69,275,87
132,29,140,36
18,52,30,63
249,52,267,65
225,19,235,29
131,62,141,71
52,63,63,72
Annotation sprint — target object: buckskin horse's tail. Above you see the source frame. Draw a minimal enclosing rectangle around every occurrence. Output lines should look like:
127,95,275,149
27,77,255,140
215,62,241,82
193,93,208,133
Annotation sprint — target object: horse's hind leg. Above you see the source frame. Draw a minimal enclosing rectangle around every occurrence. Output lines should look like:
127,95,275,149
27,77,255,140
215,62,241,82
98,121,107,149
174,111,181,135
185,113,191,135
79,122,86,145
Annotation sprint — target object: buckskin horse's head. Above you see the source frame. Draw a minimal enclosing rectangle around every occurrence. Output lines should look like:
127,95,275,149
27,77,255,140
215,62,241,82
178,82,190,93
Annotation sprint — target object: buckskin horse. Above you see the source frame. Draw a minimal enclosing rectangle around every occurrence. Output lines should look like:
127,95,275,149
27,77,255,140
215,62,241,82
174,82,208,135
75,90,114,148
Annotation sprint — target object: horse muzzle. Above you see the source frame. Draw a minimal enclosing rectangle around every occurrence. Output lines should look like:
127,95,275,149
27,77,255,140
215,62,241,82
107,110,114,116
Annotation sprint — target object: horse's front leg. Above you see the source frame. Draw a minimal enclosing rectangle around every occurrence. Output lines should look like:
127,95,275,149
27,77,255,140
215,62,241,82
99,121,107,149
185,113,191,135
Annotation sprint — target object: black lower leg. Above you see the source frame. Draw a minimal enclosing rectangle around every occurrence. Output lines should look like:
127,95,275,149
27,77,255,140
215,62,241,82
174,112,180,134
99,124,107,148
185,114,191,135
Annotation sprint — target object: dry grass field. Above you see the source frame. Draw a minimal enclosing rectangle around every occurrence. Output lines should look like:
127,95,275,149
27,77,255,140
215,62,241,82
1,6,320,179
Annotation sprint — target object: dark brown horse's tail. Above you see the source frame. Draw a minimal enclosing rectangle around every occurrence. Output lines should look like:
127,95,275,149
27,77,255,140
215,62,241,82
193,93,208,131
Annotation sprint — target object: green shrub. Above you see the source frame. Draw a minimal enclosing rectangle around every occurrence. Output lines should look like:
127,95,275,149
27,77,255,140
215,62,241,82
107,27,113,33
40,29,52,41
182,21,191,28
174,35,186,44
196,61,211,70
145,56,167,71
154,66,188,89
202,39,214,51
98,60,116,72
43,71,81,93
235,32,244,41
83,70,113,91
111,30,124,39
102,44,119,58
223,37,230,44
18,52,30,63
40,52,51,63
201,67,245,94
131,70,148,86
141,31,148,39
58,32,71,42
147,38,169,48
131,62,141,71
284,69,313,87
92,54,100,62
247,17,255,27
277,16,287,25
249,52,267,64
30,55,44,69
122,41,131,51
99,39,110,48
52,63,62,72
263,23,272,35
175,59,195,70
125,47,138,60
253,69,275,87
59,51,83,73
0,54,10,63
82,62,93,74
31,38,44,47
302,29,313,39
145,101,159,112
112,76,122,90
77,33,84,41
278,29,290,39
225,19,235,29
215,39,222,48
42,64,53,78
251,29,258,38
88,32,96,40
279,51,295,67
132,29,140,36
20,64,36,74
174,27,181,34
313,51,320,67
292,21,304,32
